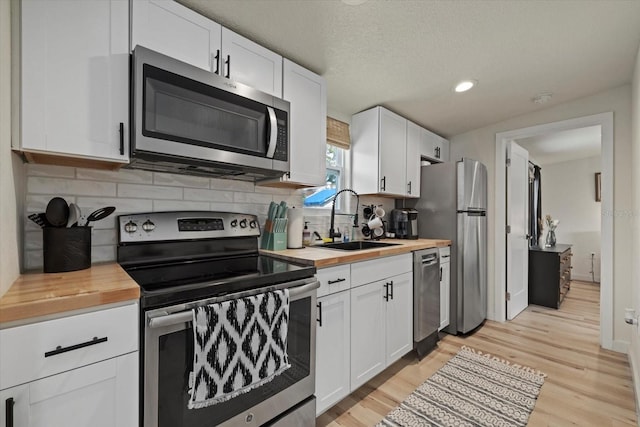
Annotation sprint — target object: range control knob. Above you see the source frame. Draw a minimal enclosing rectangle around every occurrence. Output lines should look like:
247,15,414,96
124,221,138,233
239,219,248,228
249,220,257,229
142,220,155,232
230,219,238,227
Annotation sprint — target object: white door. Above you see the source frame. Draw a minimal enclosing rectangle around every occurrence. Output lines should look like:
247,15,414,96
315,291,350,416
0,353,138,427
384,272,413,365
282,59,326,187
506,141,530,319
350,282,385,391
378,108,407,196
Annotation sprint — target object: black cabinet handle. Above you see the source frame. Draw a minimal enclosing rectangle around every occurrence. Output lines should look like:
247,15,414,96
317,302,322,327
118,122,124,155
44,336,108,358
6,398,14,427
407,181,411,194
381,176,386,191
383,283,389,301
440,267,442,281
213,49,220,74
389,281,394,300
225,55,231,78
328,278,346,285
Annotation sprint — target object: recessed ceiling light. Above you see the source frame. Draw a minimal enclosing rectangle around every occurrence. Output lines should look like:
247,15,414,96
454,80,477,93
341,0,368,5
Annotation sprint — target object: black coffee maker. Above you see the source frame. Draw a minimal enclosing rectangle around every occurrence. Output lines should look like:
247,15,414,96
390,208,419,239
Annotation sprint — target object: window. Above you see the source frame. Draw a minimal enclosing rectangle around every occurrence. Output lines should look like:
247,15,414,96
303,144,345,209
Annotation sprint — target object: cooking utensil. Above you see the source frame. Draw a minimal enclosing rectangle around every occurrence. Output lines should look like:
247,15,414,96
45,197,69,227
28,213,50,228
66,203,82,227
84,206,116,226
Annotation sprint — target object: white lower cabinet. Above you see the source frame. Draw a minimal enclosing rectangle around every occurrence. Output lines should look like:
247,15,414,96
0,303,138,427
0,352,138,427
439,247,451,331
315,290,350,416
385,272,414,363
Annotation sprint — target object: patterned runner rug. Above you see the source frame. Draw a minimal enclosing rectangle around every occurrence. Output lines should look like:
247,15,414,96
377,346,546,427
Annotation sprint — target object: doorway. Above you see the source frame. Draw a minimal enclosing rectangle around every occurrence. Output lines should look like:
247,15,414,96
495,112,614,350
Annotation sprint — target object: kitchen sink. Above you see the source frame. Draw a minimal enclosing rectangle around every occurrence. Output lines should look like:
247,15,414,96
316,241,400,251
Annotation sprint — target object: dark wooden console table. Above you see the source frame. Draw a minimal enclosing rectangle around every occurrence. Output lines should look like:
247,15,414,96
528,244,573,309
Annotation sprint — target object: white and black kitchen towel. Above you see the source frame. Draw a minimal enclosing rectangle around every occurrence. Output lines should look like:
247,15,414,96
188,289,290,409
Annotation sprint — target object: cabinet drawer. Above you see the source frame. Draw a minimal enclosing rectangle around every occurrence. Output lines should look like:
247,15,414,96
351,254,412,288
0,302,138,390
316,264,351,297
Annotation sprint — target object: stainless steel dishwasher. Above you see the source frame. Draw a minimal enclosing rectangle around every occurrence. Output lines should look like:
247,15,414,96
413,248,440,359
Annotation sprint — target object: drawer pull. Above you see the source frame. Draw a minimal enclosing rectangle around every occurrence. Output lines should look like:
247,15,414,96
44,336,108,358
327,278,346,285
6,397,14,427
317,302,323,327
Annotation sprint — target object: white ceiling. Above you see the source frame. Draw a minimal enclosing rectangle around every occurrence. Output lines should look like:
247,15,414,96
178,0,640,138
517,125,601,165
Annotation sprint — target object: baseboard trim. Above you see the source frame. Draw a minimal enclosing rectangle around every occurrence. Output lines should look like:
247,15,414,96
627,344,640,426
572,273,600,283
612,340,630,353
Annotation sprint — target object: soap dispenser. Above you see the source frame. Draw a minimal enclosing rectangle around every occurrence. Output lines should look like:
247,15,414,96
302,222,311,246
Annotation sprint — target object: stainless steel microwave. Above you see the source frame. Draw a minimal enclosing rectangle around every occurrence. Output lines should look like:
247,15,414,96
128,46,289,181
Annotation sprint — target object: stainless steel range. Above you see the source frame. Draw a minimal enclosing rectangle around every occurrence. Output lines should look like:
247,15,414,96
117,211,318,427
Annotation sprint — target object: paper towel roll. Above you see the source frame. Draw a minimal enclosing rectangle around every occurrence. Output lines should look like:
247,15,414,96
287,207,304,249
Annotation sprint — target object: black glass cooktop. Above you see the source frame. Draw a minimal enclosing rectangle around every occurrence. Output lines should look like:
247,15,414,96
123,253,315,309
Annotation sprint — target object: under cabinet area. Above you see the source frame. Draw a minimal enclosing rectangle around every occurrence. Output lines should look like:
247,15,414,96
314,254,414,416
132,0,282,97
17,0,130,164
528,244,573,308
0,303,139,427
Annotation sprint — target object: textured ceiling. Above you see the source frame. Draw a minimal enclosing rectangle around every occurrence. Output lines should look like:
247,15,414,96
517,126,601,165
178,0,640,138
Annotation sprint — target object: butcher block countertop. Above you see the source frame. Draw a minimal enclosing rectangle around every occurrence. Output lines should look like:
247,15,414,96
261,238,450,268
0,263,139,325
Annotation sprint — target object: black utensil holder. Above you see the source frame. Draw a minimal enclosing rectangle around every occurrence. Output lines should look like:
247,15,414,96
43,227,91,273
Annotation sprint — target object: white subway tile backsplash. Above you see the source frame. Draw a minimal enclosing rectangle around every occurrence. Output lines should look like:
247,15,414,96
154,172,210,189
25,250,43,271
25,231,42,250
233,192,273,204
25,195,76,213
76,197,153,215
153,200,210,211
210,178,255,192
77,168,153,184
92,245,116,264
254,185,294,195
92,229,117,246
118,183,183,200
184,188,233,202
26,164,75,178
28,177,116,197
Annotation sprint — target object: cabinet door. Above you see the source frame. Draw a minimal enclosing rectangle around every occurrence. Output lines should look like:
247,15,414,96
350,281,386,391
315,291,350,416
21,0,129,162
131,0,221,72
281,59,326,187
440,138,450,162
439,261,450,331
221,28,282,97
406,121,421,198
378,108,407,196
0,353,137,427
385,272,413,365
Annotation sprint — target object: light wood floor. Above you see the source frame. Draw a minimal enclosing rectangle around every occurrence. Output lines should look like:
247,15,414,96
317,281,637,426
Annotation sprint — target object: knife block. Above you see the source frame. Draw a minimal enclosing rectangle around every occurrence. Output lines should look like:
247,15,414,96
261,219,287,251
43,227,91,273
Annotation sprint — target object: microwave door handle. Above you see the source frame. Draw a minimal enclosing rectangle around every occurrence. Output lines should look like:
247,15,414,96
266,106,278,159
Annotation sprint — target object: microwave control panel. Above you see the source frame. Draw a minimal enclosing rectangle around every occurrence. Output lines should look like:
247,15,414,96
273,116,288,161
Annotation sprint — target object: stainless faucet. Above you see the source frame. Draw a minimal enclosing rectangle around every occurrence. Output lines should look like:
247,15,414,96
329,189,359,242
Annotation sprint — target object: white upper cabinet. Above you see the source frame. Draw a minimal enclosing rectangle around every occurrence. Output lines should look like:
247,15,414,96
352,106,425,198
131,0,221,72
19,0,129,163
421,128,450,163
270,59,326,187
131,0,282,97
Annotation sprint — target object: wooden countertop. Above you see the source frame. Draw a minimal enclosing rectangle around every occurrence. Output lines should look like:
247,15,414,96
0,263,139,325
260,238,451,268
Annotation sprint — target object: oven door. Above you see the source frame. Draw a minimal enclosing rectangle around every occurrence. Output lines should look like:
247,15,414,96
143,278,318,427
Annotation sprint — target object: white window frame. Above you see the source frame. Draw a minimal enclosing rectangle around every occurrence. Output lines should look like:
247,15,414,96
303,144,349,215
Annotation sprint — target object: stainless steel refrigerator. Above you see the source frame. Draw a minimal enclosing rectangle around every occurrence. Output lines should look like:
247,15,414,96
408,158,487,335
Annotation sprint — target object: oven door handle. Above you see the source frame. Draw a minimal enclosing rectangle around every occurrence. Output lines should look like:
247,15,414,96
147,279,319,329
